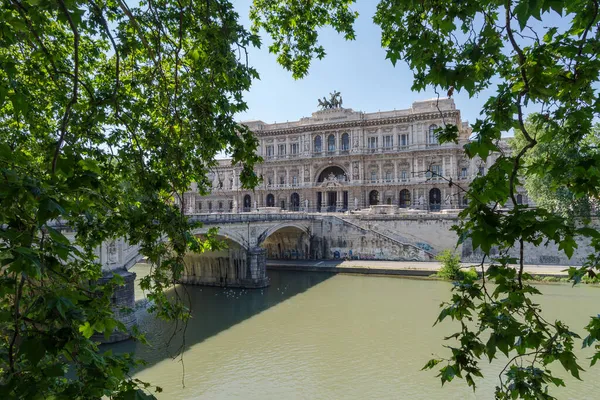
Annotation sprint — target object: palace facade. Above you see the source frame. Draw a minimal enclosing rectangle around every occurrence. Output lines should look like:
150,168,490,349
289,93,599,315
183,98,525,214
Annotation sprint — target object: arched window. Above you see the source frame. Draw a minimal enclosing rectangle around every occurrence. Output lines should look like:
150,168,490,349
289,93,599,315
218,201,223,210
517,194,523,205
266,193,275,207
341,133,350,151
386,197,392,205
369,190,379,206
429,188,441,211
328,134,336,152
243,194,251,211
399,189,411,208
229,201,233,211
290,193,300,211
429,124,438,145
208,201,213,211
317,166,347,182
314,135,322,153
462,196,468,206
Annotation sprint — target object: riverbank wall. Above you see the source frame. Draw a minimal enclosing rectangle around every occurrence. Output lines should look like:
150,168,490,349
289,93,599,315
266,260,570,278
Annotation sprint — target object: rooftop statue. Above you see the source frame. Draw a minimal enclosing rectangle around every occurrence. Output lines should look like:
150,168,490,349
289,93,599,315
317,90,343,110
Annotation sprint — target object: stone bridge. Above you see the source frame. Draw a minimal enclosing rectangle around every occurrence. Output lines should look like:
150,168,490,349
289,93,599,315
79,210,597,342
98,212,440,291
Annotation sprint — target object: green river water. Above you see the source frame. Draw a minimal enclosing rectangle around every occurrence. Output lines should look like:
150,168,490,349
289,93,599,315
107,265,600,399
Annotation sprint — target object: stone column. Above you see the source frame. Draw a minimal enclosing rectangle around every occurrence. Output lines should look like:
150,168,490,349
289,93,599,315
94,269,137,343
244,247,269,288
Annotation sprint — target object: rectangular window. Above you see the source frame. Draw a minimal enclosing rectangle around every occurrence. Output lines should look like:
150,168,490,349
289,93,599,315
290,143,298,155
279,176,285,185
398,134,408,147
278,144,286,156
370,171,377,182
368,137,378,151
384,135,393,149
401,170,407,180
478,166,485,176
432,165,442,179
292,176,298,185
461,167,468,178
385,171,392,181
266,145,274,158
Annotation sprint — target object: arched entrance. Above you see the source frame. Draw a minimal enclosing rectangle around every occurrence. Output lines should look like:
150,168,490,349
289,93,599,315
316,165,349,212
429,188,441,211
243,194,251,212
266,193,275,207
369,190,379,206
317,165,347,182
290,193,300,211
399,189,411,208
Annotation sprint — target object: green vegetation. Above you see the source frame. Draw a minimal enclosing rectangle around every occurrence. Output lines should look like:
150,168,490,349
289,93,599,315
251,1,600,398
510,120,600,224
1,1,259,398
2,0,600,399
435,250,478,281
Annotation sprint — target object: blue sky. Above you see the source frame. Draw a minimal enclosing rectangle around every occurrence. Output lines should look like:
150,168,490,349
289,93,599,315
233,0,496,126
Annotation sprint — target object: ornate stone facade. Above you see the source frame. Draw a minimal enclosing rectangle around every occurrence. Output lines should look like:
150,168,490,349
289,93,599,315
184,98,528,214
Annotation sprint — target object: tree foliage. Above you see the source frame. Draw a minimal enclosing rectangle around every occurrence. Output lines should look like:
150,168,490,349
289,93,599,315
510,119,600,223
251,0,600,398
1,0,261,398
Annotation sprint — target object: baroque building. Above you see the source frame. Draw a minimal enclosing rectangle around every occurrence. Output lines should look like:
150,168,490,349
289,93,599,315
184,97,526,214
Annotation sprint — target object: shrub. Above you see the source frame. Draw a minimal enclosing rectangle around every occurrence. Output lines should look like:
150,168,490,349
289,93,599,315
435,249,464,281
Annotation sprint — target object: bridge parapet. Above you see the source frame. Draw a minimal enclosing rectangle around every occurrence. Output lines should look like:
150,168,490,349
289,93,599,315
188,212,319,225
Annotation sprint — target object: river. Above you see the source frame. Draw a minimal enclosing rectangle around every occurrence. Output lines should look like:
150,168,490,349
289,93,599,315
107,265,600,399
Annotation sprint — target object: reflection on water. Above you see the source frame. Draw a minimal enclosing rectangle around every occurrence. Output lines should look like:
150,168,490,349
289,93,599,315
107,266,600,399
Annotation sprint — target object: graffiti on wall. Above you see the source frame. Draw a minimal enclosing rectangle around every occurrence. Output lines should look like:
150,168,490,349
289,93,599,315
415,242,433,252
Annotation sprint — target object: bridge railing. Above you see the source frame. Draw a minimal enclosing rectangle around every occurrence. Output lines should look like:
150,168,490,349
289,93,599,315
188,212,320,224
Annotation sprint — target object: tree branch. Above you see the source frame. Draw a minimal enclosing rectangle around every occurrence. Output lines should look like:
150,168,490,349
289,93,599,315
9,274,26,373
90,0,120,117
53,0,80,174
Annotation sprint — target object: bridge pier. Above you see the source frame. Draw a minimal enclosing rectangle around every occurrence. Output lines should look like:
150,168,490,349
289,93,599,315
245,247,269,288
94,269,137,343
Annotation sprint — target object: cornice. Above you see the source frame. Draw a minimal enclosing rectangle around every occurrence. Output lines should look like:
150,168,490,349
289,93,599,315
254,110,460,137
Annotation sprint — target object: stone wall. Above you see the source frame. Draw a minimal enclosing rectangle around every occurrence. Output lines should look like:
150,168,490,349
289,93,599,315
339,214,597,266
342,214,457,255
94,269,136,343
318,217,433,261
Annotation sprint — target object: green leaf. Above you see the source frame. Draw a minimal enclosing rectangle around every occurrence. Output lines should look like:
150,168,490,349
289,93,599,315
422,358,442,370
19,336,46,366
79,322,95,339
47,226,71,245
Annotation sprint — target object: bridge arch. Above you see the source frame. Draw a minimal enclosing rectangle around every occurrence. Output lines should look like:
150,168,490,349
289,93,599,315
191,227,249,250
257,221,313,260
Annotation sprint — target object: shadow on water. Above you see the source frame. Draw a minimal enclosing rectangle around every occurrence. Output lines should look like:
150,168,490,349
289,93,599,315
104,268,335,374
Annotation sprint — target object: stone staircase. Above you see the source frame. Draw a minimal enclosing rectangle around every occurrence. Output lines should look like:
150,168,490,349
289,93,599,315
335,216,437,258
328,215,435,260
